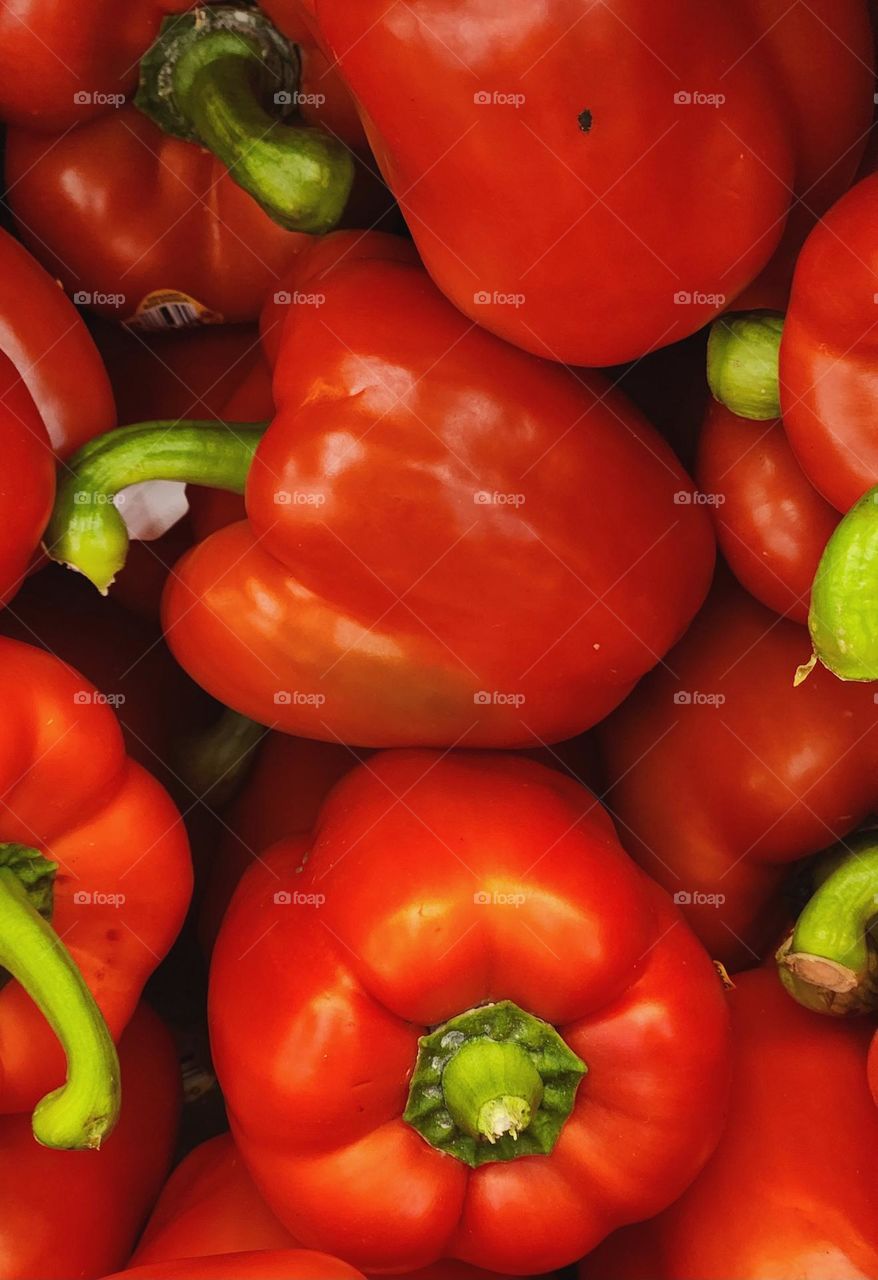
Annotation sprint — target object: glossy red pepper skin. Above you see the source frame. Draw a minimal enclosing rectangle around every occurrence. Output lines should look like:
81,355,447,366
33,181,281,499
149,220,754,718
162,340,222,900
780,171,878,513
598,580,878,969
0,1,190,130
132,1132,537,1280
0,1002,179,1280
162,231,714,749
313,1,871,366
132,1134,296,1265
0,563,210,803
209,751,730,1275
6,106,322,326
0,227,114,455
108,1253,364,1280
0,228,114,606
197,735,359,954
0,637,191,1114
696,400,839,623
579,968,878,1280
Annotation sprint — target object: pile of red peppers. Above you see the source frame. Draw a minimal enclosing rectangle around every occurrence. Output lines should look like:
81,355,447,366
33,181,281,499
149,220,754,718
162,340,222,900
0,3,877,1277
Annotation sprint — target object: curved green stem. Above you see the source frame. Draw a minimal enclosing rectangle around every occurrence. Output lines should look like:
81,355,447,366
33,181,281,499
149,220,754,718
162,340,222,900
44,419,268,593
404,1000,585,1167
136,6,353,233
707,311,784,420
777,837,878,1015
177,708,266,809
805,485,878,682
0,845,120,1149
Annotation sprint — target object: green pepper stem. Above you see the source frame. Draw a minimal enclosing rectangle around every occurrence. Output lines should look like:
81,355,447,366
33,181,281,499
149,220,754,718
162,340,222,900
404,1000,585,1168
707,311,784,420
177,708,267,809
442,1038,544,1142
777,837,878,1016
136,7,353,233
0,848,120,1149
807,485,878,682
44,419,268,593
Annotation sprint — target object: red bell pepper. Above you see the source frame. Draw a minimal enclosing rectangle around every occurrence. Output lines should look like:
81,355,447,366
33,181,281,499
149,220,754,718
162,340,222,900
696,399,838,623
132,1134,296,1265
46,230,714,749
2,3,387,323
209,750,731,1275
0,563,209,803
131,1131,538,1280
706,172,878,681
0,227,115,605
579,967,878,1280
0,636,190,1146
0,1002,180,1280
311,0,872,366
197,734,358,953
598,578,878,968
108,1253,364,1280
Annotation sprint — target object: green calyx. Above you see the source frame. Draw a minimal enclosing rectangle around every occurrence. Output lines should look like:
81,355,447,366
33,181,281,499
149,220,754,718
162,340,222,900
803,485,878,682
0,844,120,1149
43,418,267,594
403,1000,586,1168
707,311,784,421
136,5,353,233
776,837,878,1016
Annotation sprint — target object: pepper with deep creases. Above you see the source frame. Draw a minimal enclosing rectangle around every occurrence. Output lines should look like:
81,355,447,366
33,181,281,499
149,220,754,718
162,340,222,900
0,637,191,1146
44,230,715,749
309,0,873,365
597,578,878,969
578,968,878,1280
0,1003,180,1280
209,751,731,1275
2,3,380,324
131,1131,536,1279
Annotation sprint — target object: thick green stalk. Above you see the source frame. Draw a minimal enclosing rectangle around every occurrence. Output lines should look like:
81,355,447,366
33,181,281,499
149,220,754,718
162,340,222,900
44,419,267,593
136,6,353,232
0,845,120,1149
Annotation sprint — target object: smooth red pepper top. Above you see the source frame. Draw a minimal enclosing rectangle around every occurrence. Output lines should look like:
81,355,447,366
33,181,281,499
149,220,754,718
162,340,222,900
163,230,714,748
313,0,872,365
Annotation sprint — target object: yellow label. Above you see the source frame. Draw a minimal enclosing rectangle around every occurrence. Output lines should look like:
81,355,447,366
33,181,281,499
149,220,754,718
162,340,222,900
126,289,223,331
